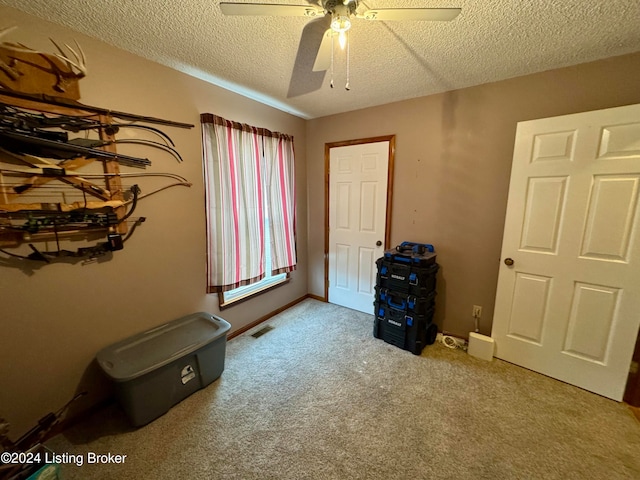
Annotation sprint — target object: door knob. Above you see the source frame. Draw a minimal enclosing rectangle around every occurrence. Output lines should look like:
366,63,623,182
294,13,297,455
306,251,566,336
376,240,382,247
504,258,514,266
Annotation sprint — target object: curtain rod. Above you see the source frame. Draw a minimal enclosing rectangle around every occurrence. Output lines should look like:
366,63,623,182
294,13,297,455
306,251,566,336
200,113,294,142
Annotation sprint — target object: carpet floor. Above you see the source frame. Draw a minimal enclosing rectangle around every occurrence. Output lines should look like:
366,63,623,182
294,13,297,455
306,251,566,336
47,299,640,479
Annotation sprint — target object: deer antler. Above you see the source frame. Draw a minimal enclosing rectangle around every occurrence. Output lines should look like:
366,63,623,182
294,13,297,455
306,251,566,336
0,26,21,80
0,27,86,97
49,38,86,77
2,36,87,78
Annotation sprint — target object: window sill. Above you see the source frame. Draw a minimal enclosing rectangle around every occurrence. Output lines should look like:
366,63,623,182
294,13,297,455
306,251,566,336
218,275,290,310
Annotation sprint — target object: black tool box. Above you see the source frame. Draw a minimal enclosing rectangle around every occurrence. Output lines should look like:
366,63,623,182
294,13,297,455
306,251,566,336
376,260,439,295
373,242,439,355
375,288,436,316
373,306,437,355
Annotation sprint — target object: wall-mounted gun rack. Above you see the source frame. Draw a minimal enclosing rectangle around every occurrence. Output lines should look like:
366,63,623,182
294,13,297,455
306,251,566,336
0,90,194,265
0,30,194,265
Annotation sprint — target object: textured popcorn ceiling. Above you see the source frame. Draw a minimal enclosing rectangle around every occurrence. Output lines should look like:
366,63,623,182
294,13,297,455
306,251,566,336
1,0,640,119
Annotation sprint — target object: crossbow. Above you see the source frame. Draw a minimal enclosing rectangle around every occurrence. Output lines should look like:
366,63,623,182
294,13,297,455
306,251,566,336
0,184,145,262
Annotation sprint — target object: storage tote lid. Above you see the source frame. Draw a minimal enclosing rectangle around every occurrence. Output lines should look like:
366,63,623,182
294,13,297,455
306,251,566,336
96,312,231,382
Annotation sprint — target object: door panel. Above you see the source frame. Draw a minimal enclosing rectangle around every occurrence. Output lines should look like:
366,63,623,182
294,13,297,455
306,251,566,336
359,182,378,232
598,123,640,158
520,176,568,253
563,282,619,363
328,141,390,313
357,247,376,294
335,243,350,288
532,130,577,163
507,273,551,344
336,182,351,229
492,103,640,400
580,175,639,261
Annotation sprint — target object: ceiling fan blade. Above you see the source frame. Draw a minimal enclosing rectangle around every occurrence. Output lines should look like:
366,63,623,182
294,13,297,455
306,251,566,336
219,2,324,17
313,29,333,72
359,8,461,22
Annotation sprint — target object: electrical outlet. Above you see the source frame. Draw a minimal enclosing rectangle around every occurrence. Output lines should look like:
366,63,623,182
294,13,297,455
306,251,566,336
473,305,482,318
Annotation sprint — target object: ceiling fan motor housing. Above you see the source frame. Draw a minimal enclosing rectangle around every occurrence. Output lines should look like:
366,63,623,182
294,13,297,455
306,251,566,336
323,0,357,16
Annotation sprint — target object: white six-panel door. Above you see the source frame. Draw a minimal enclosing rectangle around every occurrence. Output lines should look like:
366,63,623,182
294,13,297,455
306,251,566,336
328,141,389,313
492,103,640,400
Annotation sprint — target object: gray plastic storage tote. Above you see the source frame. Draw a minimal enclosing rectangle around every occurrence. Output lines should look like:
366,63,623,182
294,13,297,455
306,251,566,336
96,312,231,426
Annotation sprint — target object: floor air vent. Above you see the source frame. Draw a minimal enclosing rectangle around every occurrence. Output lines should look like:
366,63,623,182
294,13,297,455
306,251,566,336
251,325,274,338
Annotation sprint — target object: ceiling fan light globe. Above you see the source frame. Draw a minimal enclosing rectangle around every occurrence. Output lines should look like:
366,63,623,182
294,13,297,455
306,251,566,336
331,14,351,32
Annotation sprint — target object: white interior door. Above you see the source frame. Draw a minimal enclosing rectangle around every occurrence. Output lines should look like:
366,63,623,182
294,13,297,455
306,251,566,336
329,141,389,313
492,103,640,401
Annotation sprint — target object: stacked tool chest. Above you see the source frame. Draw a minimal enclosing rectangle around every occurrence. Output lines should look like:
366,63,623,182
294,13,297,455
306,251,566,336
374,242,439,355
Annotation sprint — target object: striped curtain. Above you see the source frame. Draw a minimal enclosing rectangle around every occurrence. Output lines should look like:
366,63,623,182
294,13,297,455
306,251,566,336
201,114,296,292
264,135,297,275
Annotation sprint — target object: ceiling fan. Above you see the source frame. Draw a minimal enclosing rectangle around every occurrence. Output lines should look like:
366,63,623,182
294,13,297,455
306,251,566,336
220,1,461,70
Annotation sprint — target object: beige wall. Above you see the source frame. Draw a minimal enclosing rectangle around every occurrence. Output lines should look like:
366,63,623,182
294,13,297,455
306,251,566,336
0,8,307,439
306,51,640,338
3,4,640,443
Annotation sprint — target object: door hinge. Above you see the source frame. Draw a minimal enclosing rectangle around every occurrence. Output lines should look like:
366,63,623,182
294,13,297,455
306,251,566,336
631,361,639,375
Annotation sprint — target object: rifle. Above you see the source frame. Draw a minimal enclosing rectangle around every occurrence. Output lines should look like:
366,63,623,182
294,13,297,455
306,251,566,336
0,128,151,168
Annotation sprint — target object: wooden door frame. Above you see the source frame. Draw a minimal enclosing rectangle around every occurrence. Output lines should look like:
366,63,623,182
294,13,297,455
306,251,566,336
323,135,396,301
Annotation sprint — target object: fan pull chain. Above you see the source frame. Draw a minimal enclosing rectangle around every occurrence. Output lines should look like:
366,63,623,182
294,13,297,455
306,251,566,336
330,32,334,89
345,30,350,91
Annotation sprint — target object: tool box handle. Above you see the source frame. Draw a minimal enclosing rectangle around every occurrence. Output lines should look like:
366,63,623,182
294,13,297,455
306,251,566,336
397,242,434,254
387,297,406,310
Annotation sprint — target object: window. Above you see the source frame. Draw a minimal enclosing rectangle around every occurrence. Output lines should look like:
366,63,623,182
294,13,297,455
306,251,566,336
219,214,287,307
201,114,296,304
